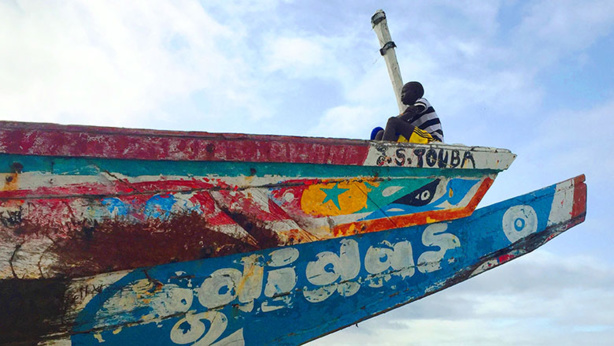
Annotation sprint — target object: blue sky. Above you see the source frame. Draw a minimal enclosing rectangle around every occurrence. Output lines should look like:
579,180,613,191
1,1,613,344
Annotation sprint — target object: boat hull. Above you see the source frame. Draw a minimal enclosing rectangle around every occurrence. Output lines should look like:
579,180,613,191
0,175,586,345
0,121,515,280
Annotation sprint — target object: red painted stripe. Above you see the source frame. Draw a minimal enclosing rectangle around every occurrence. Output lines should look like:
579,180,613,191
0,121,370,166
571,174,587,219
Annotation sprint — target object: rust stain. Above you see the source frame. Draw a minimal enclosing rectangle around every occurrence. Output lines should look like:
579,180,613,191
219,207,283,249
48,211,260,278
0,278,72,344
2,162,23,193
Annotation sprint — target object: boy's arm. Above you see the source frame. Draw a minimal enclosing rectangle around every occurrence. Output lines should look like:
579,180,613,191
398,104,426,121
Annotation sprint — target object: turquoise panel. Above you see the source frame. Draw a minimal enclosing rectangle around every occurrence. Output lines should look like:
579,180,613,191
0,154,494,180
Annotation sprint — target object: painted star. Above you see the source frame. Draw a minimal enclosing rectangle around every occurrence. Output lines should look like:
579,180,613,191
321,184,349,210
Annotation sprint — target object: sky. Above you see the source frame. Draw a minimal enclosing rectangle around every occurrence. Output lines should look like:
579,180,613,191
1,0,613,344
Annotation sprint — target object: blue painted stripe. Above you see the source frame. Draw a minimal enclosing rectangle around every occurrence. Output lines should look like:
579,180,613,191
70,182,563,345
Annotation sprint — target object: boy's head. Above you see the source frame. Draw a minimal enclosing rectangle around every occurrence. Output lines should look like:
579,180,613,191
401,81,424,105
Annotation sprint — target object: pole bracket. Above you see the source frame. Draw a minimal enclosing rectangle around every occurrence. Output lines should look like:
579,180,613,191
379,41,396,56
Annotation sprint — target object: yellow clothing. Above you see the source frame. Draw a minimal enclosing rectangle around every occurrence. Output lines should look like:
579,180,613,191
397,127,434,144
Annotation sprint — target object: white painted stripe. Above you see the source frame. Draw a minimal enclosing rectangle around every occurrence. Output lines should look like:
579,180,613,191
364,143,516,170
547,179,575,227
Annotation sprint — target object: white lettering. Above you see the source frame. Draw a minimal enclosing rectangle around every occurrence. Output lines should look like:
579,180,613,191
365,240,415,287
263,248,299,311
305,239,360,286
170,311,227,345
303,239,360,302
163,225,463,345
417,224,460,273
170,311,245,346
197,268,242,309
197,255,263,310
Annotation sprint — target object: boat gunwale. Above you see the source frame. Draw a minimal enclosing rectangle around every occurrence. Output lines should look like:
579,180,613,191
0,121,515,171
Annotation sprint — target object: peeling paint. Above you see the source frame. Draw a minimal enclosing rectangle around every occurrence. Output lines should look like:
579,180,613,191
1,162,499,279
62,175,585,345
0,121,551,345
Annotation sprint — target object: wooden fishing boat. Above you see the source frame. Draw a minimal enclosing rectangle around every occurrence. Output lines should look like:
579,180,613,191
0,121,514,281
1,167,586,344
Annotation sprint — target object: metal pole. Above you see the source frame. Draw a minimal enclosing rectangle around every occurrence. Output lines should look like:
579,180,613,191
371,9,405,113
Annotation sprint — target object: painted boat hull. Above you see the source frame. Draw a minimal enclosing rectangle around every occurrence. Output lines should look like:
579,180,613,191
1,175,586,345
0,121,515,280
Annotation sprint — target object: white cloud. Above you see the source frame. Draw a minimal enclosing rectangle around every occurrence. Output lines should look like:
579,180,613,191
513,97,614,189
263,36,327,76
308,105,383,139
0,1,260,127
517,0,614,53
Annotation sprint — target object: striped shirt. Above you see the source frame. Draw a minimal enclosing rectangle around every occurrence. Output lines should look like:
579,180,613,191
408,98,444,142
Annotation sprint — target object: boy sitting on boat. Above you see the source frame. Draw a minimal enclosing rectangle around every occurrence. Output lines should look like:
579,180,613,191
371,81,444,144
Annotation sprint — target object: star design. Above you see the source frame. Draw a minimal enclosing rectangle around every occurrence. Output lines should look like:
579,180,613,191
321,184,349,210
